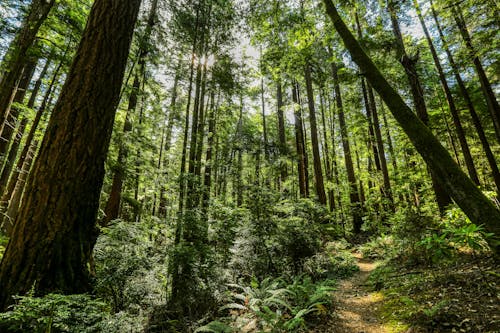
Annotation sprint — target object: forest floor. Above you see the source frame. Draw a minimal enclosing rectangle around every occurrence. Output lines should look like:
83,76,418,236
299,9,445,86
316,252,393,333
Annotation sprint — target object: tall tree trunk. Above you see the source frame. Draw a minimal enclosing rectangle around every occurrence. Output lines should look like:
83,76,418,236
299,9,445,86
292,80,308,198
322,0,500,253
0,140,37,235
103,0,158,225
368,87,394,210
0,0,56,129
330,59,363,233
0,0,140,310
386,0,452,212
276,79,288,184
319,90,335,211
304,63,327,205
0,56,53,194
0,59,37,159
202,91,217,214
451,5,500,142
429,0,500,196
414,0,479,186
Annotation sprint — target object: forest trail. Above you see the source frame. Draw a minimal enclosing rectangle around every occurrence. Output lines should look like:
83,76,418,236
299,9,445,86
322,252,390,333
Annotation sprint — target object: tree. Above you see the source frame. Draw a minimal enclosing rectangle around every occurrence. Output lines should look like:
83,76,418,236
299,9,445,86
322,0,500,253
0,0,141,310
0,0,56,131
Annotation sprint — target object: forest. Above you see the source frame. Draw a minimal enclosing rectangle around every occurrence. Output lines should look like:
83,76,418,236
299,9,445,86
0,0,498,332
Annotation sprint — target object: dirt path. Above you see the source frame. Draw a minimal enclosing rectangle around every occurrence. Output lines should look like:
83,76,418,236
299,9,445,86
318,252,390,333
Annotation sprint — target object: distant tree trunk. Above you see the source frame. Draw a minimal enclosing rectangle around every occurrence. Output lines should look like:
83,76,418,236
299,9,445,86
102,73,140,226
319,90,335,211
0,140,37,235
0,0,55,129
429,1,500,197
330,59,363,233
368,87,394,210
414,0,479,186
158,62,181,217
261,72,269,161
236,94,244,207
103,0,157,225
292,80,308,198
0,59,37,158
304,63,327,205
276,79,288,184
202,91,217,214
451,5,500,143
386,0,452,212
0,56,53,194
323,0,500,253
0,0,140,310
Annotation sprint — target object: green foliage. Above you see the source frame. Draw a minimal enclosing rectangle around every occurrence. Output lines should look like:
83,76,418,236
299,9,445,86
200,275,336,332
0,294,109,333
0,233,8,260
94,219,167,312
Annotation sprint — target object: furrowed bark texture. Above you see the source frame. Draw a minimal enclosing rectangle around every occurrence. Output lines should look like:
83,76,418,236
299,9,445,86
0,0,141,310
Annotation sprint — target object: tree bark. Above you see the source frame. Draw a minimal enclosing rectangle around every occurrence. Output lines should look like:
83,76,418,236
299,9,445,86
292,80,308,198
0,0,141,310
304,63,327,205
276,79,288,183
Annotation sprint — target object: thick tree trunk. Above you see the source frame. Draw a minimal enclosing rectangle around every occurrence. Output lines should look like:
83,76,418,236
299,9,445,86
304,63,327,205
0,0,55,129
0,0,140,310
322,0,500,253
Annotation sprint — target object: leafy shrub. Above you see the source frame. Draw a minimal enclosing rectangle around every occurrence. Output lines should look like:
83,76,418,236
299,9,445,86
359,234,397,260
94,219,167,312
0,294,109,333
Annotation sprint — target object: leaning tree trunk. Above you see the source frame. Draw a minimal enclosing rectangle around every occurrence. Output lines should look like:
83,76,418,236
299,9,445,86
322,0,500,253
0,0,55,130
0,0,141,310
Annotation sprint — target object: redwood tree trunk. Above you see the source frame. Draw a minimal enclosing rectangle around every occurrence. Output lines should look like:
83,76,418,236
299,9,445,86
0,0,140,310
